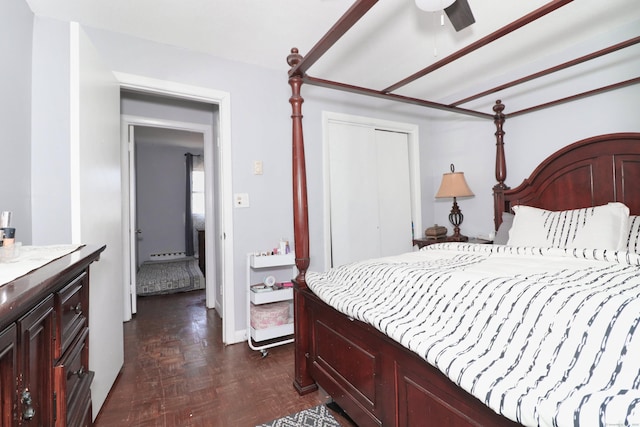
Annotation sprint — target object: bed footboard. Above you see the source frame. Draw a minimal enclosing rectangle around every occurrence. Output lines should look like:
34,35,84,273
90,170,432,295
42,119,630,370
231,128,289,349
300,289,520,427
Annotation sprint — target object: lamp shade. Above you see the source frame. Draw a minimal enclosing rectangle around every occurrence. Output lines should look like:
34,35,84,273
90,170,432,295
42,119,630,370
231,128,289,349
435,169,474,198
415,0,456,12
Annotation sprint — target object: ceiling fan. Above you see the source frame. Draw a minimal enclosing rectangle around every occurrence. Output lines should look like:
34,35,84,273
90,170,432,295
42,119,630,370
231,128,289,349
415,0,475,31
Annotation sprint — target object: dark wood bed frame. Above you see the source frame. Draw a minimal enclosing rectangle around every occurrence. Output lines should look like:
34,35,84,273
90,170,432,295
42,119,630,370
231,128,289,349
285,3,640,425
289,117,640,426
288,95,640,427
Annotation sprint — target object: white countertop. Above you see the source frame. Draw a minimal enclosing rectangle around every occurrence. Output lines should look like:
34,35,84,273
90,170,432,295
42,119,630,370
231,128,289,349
0,244,82,285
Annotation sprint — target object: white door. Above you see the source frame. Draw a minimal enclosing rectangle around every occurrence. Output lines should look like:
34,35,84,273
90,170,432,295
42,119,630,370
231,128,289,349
71,22,124,416
328,122,413,267
375,130,413,257
329,123,381,265
127,124,138,314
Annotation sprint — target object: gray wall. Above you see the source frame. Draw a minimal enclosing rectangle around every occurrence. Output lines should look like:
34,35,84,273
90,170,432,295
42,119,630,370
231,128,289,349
4,2,639,416
121,91,211,266
122,90,216,124
82,19,640,331
0,0,33,243
30,16,73,244
85,27,300,331
427,18,640,238
135,142,204,264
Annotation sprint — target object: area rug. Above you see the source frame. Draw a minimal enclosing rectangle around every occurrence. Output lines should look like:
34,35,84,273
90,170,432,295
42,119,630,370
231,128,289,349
136,257,205,296
256,404,342,427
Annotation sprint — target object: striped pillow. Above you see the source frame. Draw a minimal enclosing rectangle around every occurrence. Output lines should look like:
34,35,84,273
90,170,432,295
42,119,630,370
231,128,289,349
507,202,630,251
627,215,640,254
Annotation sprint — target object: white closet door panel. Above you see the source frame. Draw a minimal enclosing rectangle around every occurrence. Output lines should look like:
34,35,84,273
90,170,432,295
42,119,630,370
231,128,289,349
329,123,380,267
375,130,413,257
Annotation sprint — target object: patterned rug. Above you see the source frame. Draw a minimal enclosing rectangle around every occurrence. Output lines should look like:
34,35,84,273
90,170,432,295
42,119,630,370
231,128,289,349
136,257,205,296
256,405,342,427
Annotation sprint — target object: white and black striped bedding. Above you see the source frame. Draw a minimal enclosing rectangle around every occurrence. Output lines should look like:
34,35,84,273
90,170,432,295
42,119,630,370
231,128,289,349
306,243,640,427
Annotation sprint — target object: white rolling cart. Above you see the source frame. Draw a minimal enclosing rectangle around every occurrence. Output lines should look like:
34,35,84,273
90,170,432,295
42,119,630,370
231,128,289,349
246,253,296,357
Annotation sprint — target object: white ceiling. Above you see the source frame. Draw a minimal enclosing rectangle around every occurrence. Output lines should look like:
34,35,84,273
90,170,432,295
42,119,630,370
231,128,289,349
311,0,639,108
24,0,353,72
25,0,640,113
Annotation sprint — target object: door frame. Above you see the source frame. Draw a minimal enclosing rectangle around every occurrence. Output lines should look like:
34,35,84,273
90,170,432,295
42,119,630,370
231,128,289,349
116,72,236,345
322,112,422,271
122,116,212,313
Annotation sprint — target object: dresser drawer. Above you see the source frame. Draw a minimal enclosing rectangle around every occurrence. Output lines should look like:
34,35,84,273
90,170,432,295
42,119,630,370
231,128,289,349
54,327,92,427
55,272,88,359
65,369,93,427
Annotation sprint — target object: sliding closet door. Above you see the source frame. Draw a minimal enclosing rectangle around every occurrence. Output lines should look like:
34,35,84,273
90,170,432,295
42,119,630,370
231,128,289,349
329,124,381,266
328,122,413,267
375,130,412,257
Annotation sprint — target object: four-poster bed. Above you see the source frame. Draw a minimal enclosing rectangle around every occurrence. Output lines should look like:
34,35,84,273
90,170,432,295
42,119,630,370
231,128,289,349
290,121,640,426
286,1,640,425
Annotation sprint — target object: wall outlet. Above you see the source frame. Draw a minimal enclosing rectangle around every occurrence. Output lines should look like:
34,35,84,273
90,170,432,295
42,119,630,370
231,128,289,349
234,193,250,208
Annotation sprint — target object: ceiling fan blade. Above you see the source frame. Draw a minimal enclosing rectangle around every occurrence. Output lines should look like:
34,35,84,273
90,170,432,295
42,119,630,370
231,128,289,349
445,0,475,32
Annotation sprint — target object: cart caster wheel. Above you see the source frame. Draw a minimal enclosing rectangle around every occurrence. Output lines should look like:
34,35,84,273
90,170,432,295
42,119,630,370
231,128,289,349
260,350,268,358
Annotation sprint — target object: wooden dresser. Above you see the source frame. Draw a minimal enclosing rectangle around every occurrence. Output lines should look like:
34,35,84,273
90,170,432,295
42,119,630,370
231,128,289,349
0,244,105,427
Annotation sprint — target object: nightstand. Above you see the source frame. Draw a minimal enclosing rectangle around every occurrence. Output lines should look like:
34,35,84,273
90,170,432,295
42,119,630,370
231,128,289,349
466,237,493,244
413,237,492,249
412,237,447,249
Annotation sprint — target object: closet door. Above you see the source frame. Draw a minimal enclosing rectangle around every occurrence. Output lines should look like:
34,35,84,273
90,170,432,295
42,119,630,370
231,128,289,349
375,130,412,258
328,122,412,267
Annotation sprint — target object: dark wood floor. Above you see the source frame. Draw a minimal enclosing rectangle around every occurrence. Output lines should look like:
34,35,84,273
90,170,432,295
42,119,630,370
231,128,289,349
93,290,353,427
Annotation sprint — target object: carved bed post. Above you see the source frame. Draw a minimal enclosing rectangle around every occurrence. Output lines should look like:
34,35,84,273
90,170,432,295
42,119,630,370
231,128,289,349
287,48,317,395
492,100,509,232
287,48,311,286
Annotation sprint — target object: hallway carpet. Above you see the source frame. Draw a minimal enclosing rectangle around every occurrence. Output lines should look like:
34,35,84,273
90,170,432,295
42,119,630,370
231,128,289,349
136,257,205,296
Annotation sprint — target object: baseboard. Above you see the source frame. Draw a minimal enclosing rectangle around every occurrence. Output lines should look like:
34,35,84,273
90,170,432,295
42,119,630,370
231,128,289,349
228,329,247,345
149,251,187,261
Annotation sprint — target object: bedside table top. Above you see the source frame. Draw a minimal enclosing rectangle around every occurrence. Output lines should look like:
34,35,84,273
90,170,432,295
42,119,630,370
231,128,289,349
413,237,492,248
466,238,493,244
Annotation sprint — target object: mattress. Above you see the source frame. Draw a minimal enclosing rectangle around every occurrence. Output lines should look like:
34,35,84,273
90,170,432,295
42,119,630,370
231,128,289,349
306,243,640,427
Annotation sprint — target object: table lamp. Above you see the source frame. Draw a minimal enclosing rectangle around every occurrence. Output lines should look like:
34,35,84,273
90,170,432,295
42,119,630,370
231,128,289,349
435,164,474,242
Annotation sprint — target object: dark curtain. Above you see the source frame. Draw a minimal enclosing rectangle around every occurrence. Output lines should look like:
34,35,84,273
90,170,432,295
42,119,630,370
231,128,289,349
185,153,195,256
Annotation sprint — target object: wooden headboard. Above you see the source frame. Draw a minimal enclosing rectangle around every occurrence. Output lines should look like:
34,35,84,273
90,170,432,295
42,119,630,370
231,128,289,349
493,131,640,230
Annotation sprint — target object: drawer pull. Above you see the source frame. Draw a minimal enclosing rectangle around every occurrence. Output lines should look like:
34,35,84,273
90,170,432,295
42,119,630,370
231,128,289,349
21,389,36,420
72,302,83,315
69,366,87,379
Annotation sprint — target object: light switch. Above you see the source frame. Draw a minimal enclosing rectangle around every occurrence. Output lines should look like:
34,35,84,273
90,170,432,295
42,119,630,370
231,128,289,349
253,160,263,175
234,193,250,208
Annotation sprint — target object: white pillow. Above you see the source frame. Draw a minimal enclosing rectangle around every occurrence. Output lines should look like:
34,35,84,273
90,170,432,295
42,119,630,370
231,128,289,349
507,202,630,251
627,215,640,254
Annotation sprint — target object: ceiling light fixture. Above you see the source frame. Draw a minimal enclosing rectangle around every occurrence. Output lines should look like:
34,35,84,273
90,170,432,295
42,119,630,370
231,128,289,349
414,0,456,12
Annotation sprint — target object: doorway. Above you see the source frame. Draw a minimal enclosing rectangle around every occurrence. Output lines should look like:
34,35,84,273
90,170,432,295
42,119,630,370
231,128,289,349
121,89,216,317
117,73,237,345
128,123,208,308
